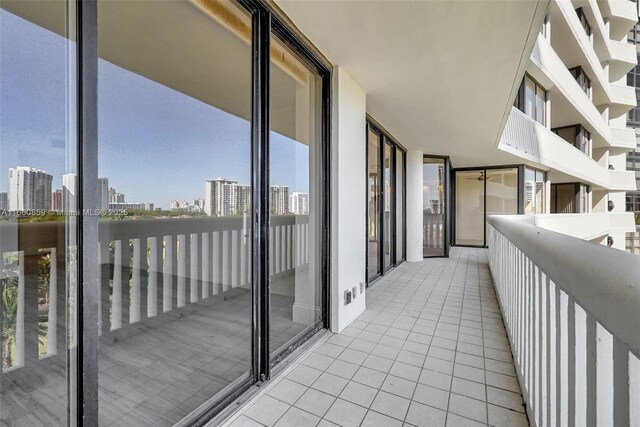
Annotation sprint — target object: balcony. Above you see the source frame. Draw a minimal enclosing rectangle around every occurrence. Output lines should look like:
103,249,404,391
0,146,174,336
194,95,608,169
598,0,639,40
487,215,640,426
223,247,532,426
499,107,616,189
0,215,308,425
609,84,637,118
609,126,637,151
609,39,637,81
609,169,638,191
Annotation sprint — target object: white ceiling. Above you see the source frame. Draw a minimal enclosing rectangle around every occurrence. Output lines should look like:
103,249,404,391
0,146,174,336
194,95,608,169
276,0,550,168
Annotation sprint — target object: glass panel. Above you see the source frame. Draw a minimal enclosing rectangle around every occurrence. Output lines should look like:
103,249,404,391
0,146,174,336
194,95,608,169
455,171,485,246
383,142,393,270
524,76,535,119
524,168,546,214
423,158,446,256
0,1,77,424
97,1,252,423
552,184,577,213
396,150,405,262
269,32,323,358
367,130,381,280
486,169,519,218
535,170,546,214
535,85,545,125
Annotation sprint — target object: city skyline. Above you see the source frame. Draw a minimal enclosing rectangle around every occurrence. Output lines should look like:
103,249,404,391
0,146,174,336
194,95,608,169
0,8,310,210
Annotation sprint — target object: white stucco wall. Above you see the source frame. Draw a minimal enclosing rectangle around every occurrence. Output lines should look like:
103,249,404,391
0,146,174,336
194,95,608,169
330,66,367,332
406,150,424,262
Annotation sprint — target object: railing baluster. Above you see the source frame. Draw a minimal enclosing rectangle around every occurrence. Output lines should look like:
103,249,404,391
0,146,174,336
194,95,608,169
567,297,576,426
112,240,123,330
99,239,111,335
47,247,57,356
231,229,239,288
147,237,159,317
585,315,597,427
212,231,221,295
630,352,640,427
190,233,199,303
222,230,231,291
177,234,186,307
122,240,131,325
613,337,630,427
559,290,569,426
162,235,173,312
201,232,210,299
574,304,587,426
130,238,142,323
596,323,614,427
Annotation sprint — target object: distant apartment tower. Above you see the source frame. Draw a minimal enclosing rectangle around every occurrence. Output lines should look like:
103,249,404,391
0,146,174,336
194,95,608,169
51,189,63,211
98,178,109,210
289,192,309,215
8,166,53,210
626,22,640,253
110,190,124,203
270,185,289,215
236,185,251,215
205,178,236,216
0,192,7,210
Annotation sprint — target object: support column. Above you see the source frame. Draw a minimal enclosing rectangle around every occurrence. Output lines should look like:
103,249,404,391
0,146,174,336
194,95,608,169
406,150,424,262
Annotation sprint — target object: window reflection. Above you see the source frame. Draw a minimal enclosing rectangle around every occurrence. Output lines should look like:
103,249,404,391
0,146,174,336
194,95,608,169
269,32,323,359
97,1,252,423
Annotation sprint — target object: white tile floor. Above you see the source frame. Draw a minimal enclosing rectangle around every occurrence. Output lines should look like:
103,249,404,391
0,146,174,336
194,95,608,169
221,248,528,427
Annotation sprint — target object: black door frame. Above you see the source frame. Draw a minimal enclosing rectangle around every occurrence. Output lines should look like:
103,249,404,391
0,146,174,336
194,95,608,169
422,155,451,258
365,116,407,285
451,165,522,248
70,0,332,425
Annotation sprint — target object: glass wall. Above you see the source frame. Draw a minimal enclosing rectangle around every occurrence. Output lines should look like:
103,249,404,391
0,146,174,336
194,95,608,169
455,171,485,246
0,1,77,424
551,183,590,213
524,167,546,214
383,142,393,271
97,1,253,423
423,157,446,256
455,167,518,247
485,168,519,217
269,32,323,359
367,128,381,281
516,74,546,125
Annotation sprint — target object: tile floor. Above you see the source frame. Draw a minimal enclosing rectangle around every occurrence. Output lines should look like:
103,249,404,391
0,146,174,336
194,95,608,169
221,247,529,427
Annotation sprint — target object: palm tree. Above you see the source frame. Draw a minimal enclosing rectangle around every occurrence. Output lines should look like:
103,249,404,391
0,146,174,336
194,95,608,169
2,278,18,368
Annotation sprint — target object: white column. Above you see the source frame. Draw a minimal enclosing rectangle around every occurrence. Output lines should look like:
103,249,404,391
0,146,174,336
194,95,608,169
406,150,424,262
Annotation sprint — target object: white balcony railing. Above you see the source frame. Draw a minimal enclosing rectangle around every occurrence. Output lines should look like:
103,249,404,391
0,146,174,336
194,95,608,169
487,215,640,427
0,215,309,373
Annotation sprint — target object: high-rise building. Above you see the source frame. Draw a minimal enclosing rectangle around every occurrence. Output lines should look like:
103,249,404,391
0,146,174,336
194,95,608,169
626,21,640,253
98,177,109,210
0,192,7,211
270,185,289,215
289,192,309,215
8,166,53,210
236,185,251,215
51,189,63,211
205,178,237,216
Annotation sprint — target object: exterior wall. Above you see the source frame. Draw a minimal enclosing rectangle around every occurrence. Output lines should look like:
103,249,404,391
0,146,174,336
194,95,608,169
330,66,367,332
406,150,424,262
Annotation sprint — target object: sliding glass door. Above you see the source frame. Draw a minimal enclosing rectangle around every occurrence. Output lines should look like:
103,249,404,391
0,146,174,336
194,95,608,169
367,128,381,281
366,120,405,283
423,157,447,257
0,1,329,424
454,167,518,247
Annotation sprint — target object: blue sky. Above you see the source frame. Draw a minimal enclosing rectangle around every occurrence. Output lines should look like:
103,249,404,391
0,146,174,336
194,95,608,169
1,9,309,209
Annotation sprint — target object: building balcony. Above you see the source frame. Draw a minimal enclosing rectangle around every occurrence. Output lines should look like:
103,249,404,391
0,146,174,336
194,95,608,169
598,0,639,40
499,107,623,190
609,83,637,117
609,126,638,152
609,39,637,81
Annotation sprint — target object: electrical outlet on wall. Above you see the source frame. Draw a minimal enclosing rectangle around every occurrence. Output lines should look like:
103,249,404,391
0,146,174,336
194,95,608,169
344,289,352,305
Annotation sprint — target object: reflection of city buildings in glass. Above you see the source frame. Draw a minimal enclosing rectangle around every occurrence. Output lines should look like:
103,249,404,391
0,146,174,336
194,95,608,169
270,185,289,215
289,192,309,215
62,172,78,212
108,202,154,211
423,164,444,214
8,166,53,210
51,189,63,211
98,177,109,210
0,192,7,210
